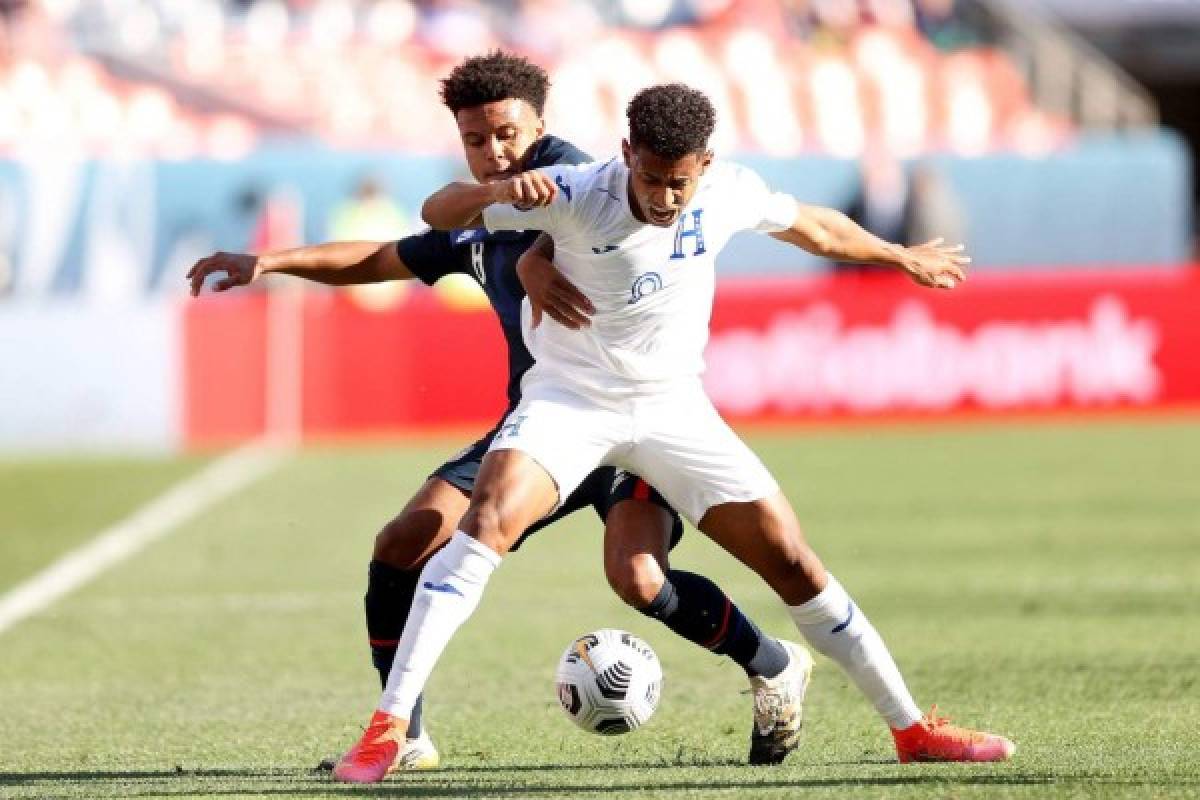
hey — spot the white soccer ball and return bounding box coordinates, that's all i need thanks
[555,628,663,735]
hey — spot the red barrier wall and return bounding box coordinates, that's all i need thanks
[299,292,508,433]
[183,293,268,444]
[182,269,1200,445]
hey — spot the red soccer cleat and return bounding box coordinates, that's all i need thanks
[892,706,1015,764]
[332,710,408,783]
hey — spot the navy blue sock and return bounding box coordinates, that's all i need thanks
[639,569,790,679]
[365,559,425,737]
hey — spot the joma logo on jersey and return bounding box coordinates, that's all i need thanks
[671,209,706,259]
[555,175,572,202]
[628,272,663,305]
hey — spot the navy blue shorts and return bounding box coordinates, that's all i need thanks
[433,423,685,552]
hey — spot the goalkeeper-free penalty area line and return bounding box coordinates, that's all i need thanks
[0,442,290,636]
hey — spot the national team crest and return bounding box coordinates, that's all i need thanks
[671,209,706,259]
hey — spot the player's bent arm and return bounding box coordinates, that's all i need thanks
[422,171,559,231]
[769,203,969,289]
[421,182,495,230]
[188,241,413,296]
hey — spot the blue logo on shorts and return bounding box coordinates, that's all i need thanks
[498,414,528,438]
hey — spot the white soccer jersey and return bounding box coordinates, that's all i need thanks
[482,157,797,390]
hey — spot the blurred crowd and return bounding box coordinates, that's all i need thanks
[0,0,1068,159]
[3,0,984,53]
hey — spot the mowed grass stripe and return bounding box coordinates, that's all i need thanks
[0,420,1198,799]
[0,444,289,636]
[0,453,212,591]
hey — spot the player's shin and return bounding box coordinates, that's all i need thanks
[364,560,427,738]
[639,569,789,679]
[365,560,420,686]
[787,574,922,730]
[378,532,502,719]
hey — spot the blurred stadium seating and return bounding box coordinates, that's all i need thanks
[0,0,1071,157]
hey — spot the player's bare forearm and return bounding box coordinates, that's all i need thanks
[423,172,558,231]
[188,241,411,296]
[529,233,554,260]
[262,241,412,285]
[770,204,969,289]
[421,182,496,230]
[770,205,901,264]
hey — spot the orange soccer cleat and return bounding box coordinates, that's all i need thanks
[332,710,408,783]
[891,706,1015,764]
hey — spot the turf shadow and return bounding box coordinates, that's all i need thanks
[0,770,1134,799]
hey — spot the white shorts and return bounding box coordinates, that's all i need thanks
[489,369,780,525]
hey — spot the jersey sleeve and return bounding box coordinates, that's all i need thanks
[727,163,798,234]
[481,165,577,236]
[395,228,460,286]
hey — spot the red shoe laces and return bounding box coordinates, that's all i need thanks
[920,705,987,744]
[922,704,951,729]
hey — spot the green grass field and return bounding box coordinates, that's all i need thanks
[1,419,1198,799]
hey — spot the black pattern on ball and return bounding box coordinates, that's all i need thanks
[595,717,633,735]
[595,662,633,700]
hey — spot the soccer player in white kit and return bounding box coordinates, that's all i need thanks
[333,84,1014,783]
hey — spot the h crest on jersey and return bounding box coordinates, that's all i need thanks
[671,209,706,259]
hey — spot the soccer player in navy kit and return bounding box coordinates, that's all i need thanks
[189,52,812,770]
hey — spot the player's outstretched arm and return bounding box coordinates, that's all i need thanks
[422,171,558,231]
[770,204,969,289]
[187,241,413,296]
[515,234,594,330]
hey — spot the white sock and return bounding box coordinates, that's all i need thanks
[788,574,923,730]
[378,531,501,718]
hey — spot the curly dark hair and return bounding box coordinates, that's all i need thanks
[626,84,716,160]
[440,50,550,115]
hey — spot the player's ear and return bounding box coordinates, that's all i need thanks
[700,150,714,171]
[535,116,546,139]
[621,139,632,167]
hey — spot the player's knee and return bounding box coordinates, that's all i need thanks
[606,553,665,609]
[460,498,504,542]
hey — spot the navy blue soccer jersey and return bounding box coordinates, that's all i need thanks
[397,135,591,408]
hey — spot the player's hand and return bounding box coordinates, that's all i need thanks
[900,238,970,290]
[516,250,593,330]
[494,171,557,210]
[187,252,261,296]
